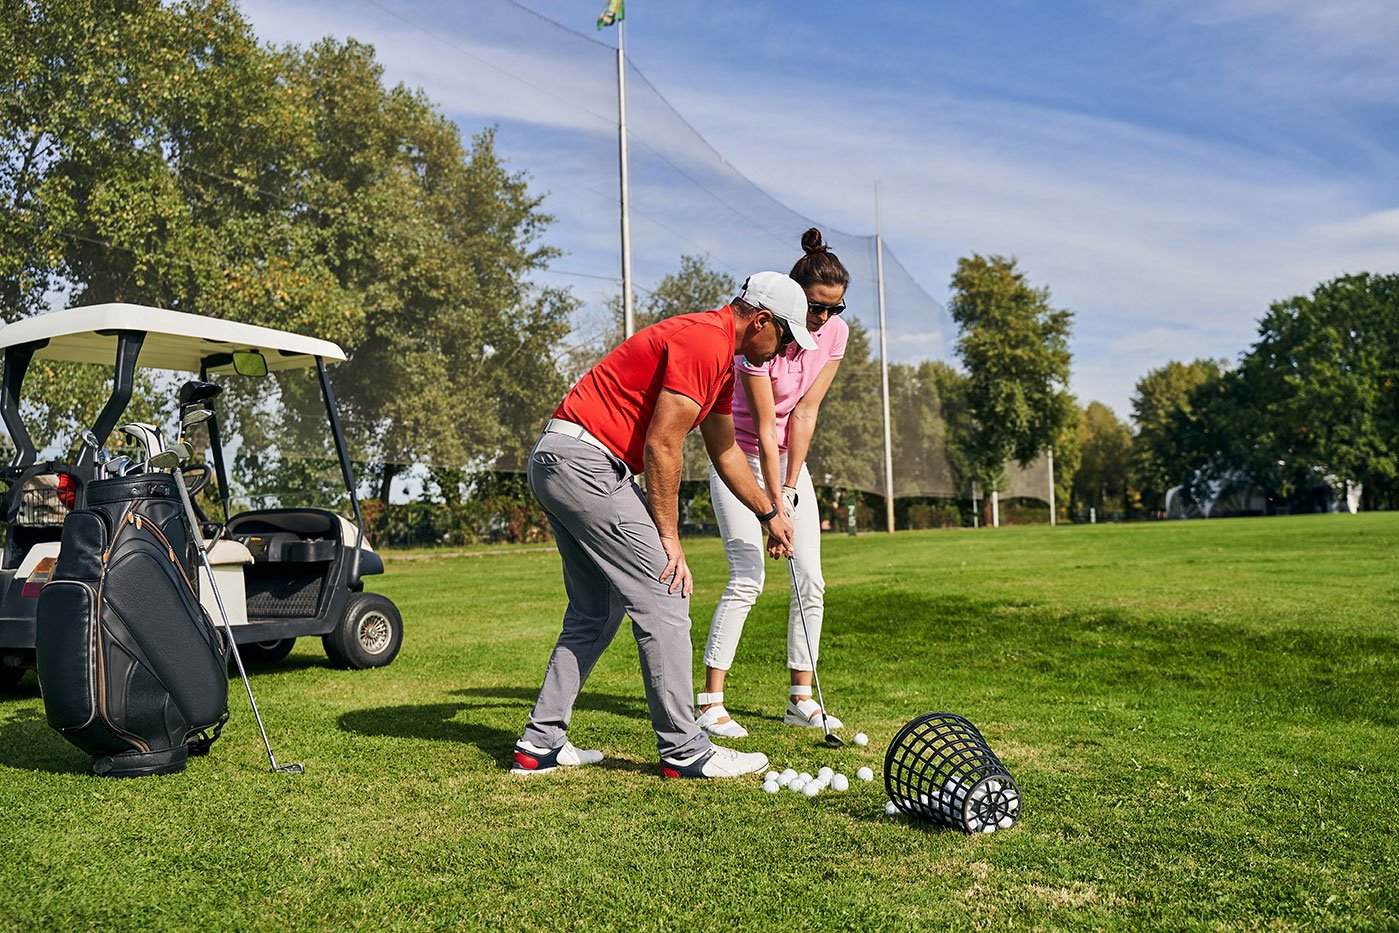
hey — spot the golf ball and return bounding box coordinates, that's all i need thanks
[764,771,779,784]
[856,767,874,782]
[778,772,794,787]
[762,781,780,794]
[780,768,797,780]
[798,772,813,784]
[817,766,834,779]
[831,774,850,792]
[853,732,869,746]
[998,815,1014,829]
[884,801,899,815]
[790,778,807,792]
[803,782,821,797]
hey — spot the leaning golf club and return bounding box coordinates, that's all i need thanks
[788,555,843,748]
[163,437,302,774]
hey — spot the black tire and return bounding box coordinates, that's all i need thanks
[323,592,402,670]
[239,638,296,664]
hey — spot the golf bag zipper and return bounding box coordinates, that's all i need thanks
[92,501,150,752]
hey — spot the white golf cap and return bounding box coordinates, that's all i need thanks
[738,271,818,351]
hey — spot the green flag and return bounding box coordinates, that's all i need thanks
[597,0,624,29]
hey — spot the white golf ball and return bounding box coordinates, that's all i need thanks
[884,801,899,815]
[831,773,850,792]
[778,772,794,787]
[798,772,813,784]
[764,771,779,784]
[817,766,834,779]
[780,768,797,780]
[856,767,874,782]
[803,782,821,797]
[853,732,869,746]
[790,778,806,792]
[762,781,780,794]
[997,815,1014,829]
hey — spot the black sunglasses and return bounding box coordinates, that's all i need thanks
[808,300,845,315]
[776,317,797,349]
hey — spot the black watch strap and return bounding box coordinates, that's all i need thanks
[756,504,779,523]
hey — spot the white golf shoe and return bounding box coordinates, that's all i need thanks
[784,686,843,730]
[660,744,769,779]
[510,739,603,775]
[695,691,749,738]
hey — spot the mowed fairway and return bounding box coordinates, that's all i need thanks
[1,514,1396,929]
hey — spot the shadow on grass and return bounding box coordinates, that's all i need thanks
[338,687,656,771]
[0,708,92,774]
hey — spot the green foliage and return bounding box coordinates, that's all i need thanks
[1072,401,1133,520]
[948,254,1076,491]
[805,318,882,492]
[1131,358,1225,511]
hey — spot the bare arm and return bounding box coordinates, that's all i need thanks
[645,389,701,594]
[784,359,842,487]
[701,409,794,554]
[740,371,784,517]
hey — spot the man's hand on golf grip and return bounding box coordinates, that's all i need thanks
[657,534,692,596]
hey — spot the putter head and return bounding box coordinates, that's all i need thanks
[178,379,224,407]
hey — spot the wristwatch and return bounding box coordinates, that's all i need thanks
[755,504,779,523]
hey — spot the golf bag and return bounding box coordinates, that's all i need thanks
[35,472,229,777]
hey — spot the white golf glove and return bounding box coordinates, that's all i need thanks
[782,484,799,516]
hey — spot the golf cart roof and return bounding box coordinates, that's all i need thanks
[0,303,346,373]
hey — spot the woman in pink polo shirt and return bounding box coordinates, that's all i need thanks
[698,228,850,737]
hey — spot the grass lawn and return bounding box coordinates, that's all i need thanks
[1,513,1396,929]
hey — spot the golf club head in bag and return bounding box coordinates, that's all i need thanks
[884,712,1022,833]
[118,423,163,465]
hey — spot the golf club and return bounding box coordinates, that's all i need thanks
[788,555,843,748]
[165,385,301,774]
[80,429,108,468]
[118,422,162,464]
[103,455,133,479]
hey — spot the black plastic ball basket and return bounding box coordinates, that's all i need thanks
[884,712,1022,834]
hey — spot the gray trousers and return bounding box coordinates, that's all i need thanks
[521,431,712,760]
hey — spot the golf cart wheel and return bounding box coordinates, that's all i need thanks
[323,592,402,670]
[240,638,296,664]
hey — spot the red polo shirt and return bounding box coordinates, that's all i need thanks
[554,306,737,473]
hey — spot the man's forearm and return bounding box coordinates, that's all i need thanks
[644,439,684,538]
[713,442,774,517]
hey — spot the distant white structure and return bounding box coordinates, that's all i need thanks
[1166,469,1361,518]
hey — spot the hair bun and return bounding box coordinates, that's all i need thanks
[801,227,828,254]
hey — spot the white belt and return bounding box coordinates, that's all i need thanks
[544,418,613,457]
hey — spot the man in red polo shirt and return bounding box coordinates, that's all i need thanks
[512,272,816,779]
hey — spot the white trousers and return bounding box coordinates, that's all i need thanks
[704,453,824,672]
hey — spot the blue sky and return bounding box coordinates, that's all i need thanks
[240,0,1399,420]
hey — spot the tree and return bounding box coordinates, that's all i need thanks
[1072,402,1132,520]
[1231,273,1399,509]
[1130,359,1225,512]
[947,254,1076,499]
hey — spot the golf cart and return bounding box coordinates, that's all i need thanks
[0,304,403,688]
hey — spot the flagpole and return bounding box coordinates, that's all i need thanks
[875,181,895,533]
[616,17,635,338]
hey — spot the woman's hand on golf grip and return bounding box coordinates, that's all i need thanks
[763,510,794,558]
[657,534,693,596]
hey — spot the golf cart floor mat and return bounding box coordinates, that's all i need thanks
[244,567,324,617]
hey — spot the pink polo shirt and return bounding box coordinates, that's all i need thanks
[732,315,848,455]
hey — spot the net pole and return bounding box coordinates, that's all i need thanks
[617,20,635,337]
[1047,445,1056,525]
[875,182,895,533]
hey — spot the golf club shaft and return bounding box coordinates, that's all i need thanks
[168,463,301,773]
[787,556,838,742]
